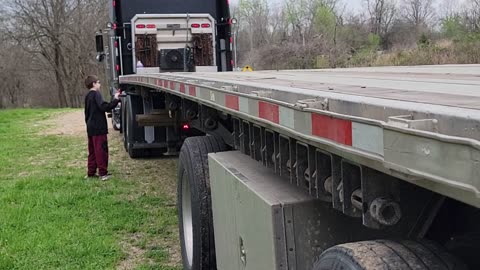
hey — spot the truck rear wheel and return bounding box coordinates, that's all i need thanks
[177,136,228,270]
[313,240,467,270]
[122,97,128,151]
[125,95,144,158]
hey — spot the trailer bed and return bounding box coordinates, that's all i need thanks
[193,65,480,109]
[120,65,480,208]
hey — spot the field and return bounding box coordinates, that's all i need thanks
[0,109,181,270]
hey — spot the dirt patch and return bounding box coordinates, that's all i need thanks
[41,110,94,136]
[117,233,148,270]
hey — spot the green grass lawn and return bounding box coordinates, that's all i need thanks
[0,109,181,270]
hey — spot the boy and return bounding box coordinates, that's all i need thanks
[84,75,120,181]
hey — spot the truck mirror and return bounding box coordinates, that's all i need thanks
[95,33,104,54]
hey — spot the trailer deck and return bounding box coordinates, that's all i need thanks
[120,65,480,208]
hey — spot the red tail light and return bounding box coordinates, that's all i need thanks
[182,124,190,130]
[191,23,200,28]
[146,24,156,29]
[201,23,211,28]
[136,24,146,29]
[116,65,120,71]
[113,23,117,30]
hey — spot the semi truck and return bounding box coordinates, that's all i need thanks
[95,1,480,270]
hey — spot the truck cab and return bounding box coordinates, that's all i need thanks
[95,0,233,133]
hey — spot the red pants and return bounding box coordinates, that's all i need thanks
[87,135,109,176]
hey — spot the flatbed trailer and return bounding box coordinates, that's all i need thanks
[119,65,480,270]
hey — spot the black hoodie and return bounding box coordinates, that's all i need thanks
[84,90,120,136]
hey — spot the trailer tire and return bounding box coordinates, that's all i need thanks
[122,97,128,152]
[313,240,467,270]
[125,95,145,158]
[177,136,228,270]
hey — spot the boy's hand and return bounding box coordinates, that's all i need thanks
[114,92,120,100]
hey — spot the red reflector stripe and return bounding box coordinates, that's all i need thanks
[163,80,168,87]
[170,81,176,90]
[188,86,197,97]
[311,114,352,146]
[225,95,239,110]
[259,102,279,124]
[180,84,186,93]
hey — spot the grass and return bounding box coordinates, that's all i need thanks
[0,109,181,270]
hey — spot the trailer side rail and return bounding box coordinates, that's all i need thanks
[120,72,480,208]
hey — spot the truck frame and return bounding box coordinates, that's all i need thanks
[119,65,480,269]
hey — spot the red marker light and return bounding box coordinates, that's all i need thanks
[182,124,190,130]
[191,23,200,28]
[136,24,146,29]
[146,24,156,29]
[201,23,211,28]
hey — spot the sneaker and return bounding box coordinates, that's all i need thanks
[100,174,112,181]
[84,174,99,179]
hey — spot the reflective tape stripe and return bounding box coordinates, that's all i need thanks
[312,114,352,146]
[180,83,186,94]
[239,97,249,114]
[259,101,279,124]
[188,85,197,97]
[352,122,384,156]
[279,107,294,129]
[226,95,239,110]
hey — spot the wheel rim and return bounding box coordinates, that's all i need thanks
[181,172,194,268]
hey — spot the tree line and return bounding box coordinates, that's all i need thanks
[232,0,480,70]
[0,0,479,108]
[0,0,107,108]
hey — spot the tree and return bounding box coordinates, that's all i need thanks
[401,0,435,34]
[464,0,480,31]
[237,0,270,51]
[365,0,398,46]
[2,0,107,108]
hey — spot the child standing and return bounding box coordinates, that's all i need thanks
[84,75,120,181]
